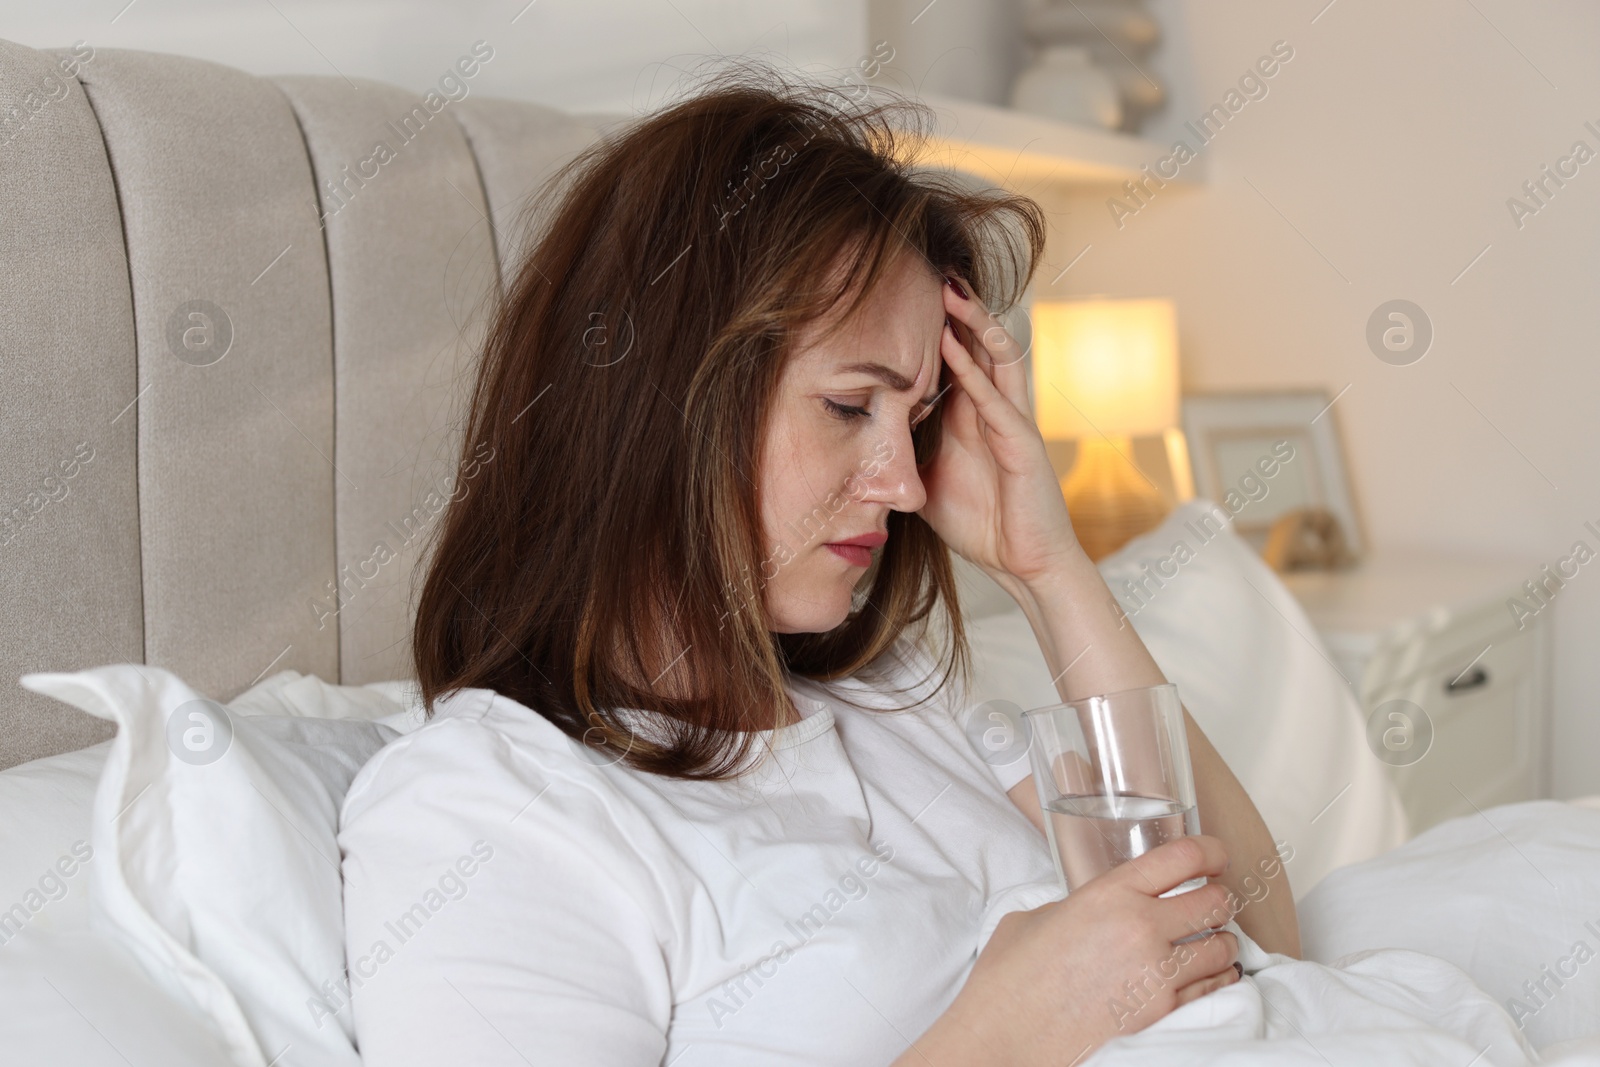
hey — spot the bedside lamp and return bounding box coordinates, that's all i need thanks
[1031,297,1184,561]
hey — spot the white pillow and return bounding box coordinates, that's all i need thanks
[230,670,427,735]
[948,499,1408,898]
[0,927,238,1065]
[18,664,400,1067]
[0,739,106,942]
[0,670,421,949]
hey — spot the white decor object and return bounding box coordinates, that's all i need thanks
[1014,0,1167,132]
[1023,1,1158,47]
[1008,43,1122,130]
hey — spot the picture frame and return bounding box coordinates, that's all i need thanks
[1180,389,1364,558]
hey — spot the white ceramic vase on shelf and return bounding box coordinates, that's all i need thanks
[1008,44,1123,130]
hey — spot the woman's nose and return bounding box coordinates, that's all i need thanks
[852,429,927,513]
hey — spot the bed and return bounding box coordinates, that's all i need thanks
[2,36,1598,1066]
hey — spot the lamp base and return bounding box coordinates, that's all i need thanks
[1060,436,1170,562]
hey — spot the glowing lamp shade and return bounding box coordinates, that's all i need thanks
[1032,298,1179,440]
[1031,298,1182,560]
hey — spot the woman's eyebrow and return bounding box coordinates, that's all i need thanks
[837,361,940,405]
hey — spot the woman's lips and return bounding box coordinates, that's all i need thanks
[826,543,873,567]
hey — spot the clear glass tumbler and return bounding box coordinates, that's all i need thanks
[1024,683,1205,898]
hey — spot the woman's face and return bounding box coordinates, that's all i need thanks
[758,250,947,634]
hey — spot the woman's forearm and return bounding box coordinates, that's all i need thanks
[990,550,1301,958]
[1182,705,1301,957]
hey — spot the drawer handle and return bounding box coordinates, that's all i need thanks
[1444,666,1489,694]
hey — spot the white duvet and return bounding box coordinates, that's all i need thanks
[1089,937,1568,1066]
[1087,799,1600,1066]
[11,872,1594,1067]
[3,651,1597,1064]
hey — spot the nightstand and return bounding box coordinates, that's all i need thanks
[1281,551,1552,837]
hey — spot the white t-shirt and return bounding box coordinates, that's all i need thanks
[336,636,1062,1066]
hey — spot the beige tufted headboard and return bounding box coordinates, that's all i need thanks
[0,38,600,769]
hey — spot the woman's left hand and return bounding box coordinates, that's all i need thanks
[917,276,1083,589]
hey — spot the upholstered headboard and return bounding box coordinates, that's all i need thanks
[0,38,599,769]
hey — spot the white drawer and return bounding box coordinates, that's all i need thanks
[1366,623,1538,833]
[1357,596,1521,701]
[1286,550,1552,842]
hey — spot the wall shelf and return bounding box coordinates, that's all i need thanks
[909,93,1191,190]
[581,91,1191,191]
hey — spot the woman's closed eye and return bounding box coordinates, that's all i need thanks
[822,392,945,426]
[823,397,871,421]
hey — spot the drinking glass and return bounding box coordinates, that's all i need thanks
[1023,683,1204,898]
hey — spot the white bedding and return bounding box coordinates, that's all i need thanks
[8,846,1597,1067]
[1076,798,1600,1065]
[1,666,416,1067]
[1298,799,1600,1054]
[1085,936,1600,1066]
[13,802,1594,1067]
[0,927,236,1065]
[0,535,1594,1064]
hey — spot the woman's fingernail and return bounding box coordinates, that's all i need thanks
[947,277,968,300]
[1232,963,1244,979]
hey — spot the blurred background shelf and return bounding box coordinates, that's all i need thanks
[912,92,1192,189]
[591,91,1185,191]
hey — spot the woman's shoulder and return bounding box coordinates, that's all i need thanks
[347,688,531,791]
[337,687,685,933]
[338,686,647,849]
[335,689,682,1053]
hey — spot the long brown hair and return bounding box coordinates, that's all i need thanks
[413,67,1045,780]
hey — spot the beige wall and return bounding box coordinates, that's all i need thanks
[1030,0,1600,797]
[10,0,1597,794]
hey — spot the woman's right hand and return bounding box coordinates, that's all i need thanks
[898,835,1242,1067]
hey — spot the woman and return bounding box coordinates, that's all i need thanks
[337,70,1299,1066]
